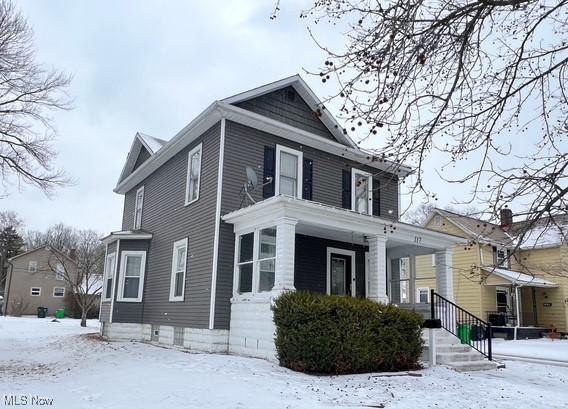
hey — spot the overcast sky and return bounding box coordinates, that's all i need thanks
[5,0,461,234]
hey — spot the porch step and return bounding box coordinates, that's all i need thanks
[436,351,485,363]
[445,360,501,372]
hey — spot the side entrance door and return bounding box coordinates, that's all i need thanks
[327,248,356,297]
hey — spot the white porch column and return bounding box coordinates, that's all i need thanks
[367,235,388,304]
[272,217,298,293]
[435,248,454,302]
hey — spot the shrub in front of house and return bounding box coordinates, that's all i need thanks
[272,292,424,374]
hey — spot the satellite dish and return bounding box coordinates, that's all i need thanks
[246,167,258,189]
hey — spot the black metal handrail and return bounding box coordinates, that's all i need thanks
[430,289,492,361]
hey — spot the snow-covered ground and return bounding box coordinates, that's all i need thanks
[2,317,568,408]
[493,338,568,362]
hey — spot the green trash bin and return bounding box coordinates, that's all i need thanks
[457,323,471,345]
[37,307,48,318]
[55,309,65,319]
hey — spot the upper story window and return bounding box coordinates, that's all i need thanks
[169,238,188,302]
[117,251,146,302]
[28,261,38,273]
[235,226,277,295]
[134,186,144,230]
[185,143,202,205]
[493,246,509,268]
[275,145,303,198]
[53,287,65,298]
[351,168,373,215]
[55,263,65,280]
[103,252,116,301]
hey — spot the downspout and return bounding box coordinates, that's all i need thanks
[514,285,522,340]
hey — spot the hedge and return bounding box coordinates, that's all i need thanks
[272,292,424,374]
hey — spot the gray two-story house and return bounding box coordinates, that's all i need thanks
[100,75,461,360]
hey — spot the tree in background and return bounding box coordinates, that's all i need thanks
[277,0,567,248]
[27,224,104,326]
[403,203,481,225]
[0,0,71,195]
[0,210,24,296]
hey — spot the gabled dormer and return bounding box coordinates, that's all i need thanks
[117,132,168,186]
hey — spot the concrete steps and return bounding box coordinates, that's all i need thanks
[423,329,501,371]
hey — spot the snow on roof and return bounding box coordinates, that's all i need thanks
[137,132,168,154]
[482,267,558,288]
[518,224,567,250]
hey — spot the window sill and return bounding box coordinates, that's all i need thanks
[102,299,112,303]
[168,297,184,303]
[116,298,142,303]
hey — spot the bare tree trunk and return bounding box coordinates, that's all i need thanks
[80,309,87,327]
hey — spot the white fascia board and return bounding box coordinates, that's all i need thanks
[114,103,223,194]
[101,232,153,245]
[222,196,464,249]
[219,102,412,177]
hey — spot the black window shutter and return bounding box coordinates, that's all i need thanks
[372,178,380,217]
[341,169,351,209]
[263,146,276,198]
[302,158,313,200]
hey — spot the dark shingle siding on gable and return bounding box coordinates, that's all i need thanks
[213,120,399,329]
[119,123,221,329]
[235,86,336,141]
[133,146,151,172]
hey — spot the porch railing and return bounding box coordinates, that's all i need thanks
[430,290,492,361]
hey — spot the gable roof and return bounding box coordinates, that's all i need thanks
[222,75,357,148]
[424,208,514,245]
[117,132,168,185]
[511,215,568,250]
[114,75,413,194]
[8,245,77,265]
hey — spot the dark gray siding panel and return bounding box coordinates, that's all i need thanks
[121,123,221,329]
[294,234,367,297]
[112,240,150,324]
[235,86,336,141]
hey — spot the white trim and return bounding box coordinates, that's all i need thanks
[275,144,303,198]
[101,231,152,245]
[185,143,203,206]
[102,252,116,301]
[169,238,188,302]
[99,243,108,320]
[209,118,225,329]
[365,251,370,297]
[109,239,120,323]
[30,287,41,296]
[52,286,65,298]
[351,168,373,215]
[134,186,144,229]
[416,287,430,304]
[326,247,357,297]
[117,250,147,303]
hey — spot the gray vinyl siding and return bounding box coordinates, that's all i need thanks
[214,120,399,329]
[119,122,221,329]
[295,234,368,297]
[112,240,149,323]
[99,242,117,323]
[235,86,336,142]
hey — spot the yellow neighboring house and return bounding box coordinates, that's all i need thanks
[417,208,568,337]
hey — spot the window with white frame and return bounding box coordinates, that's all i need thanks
[185,143,202,205]
[53,287,65,297]
[28,261,38,273]
[30,287,41,296]
[275,145,303,198]
[169,238,188,302]
[494,246,509,268]
[103,252,116,301]
[117,251,146,302]
[134,186,144,229]
[55,263,65,280]
[417,288,430,304]
[235,227,277,294]
[351,169,373,215]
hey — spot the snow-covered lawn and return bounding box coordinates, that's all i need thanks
[2,317,568,409]
[493,338,568,362]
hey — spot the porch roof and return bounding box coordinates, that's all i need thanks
[101,230,153,245]
[222,196,465,250]
[482,267,558,288]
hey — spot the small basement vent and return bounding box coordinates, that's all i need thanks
[173,327,184,347]
[151,325,159,342]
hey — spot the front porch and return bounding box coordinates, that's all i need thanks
[222,196,464,360]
